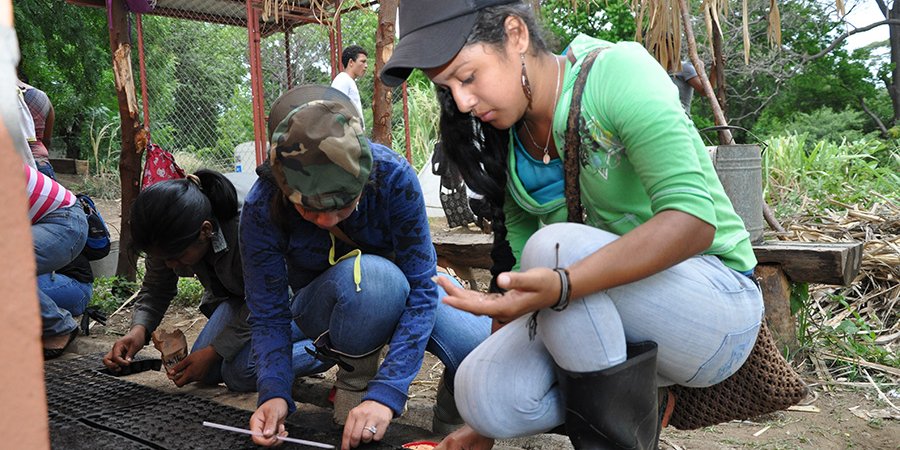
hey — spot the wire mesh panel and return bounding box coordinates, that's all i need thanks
[136,9,251,173]
[132,1,427,174]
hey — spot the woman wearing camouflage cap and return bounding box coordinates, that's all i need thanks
[241,85,490,449]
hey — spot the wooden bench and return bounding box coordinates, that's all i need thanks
[48,158,89,175]
[432,229,863,352]
[753,241,863,351]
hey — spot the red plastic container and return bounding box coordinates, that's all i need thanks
[401,441,439,450]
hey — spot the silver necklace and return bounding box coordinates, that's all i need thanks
[522,55,562,165]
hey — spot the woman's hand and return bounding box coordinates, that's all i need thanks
[436,425,495,450]
[434,267,561,323]
[167,345,221,387]
[341,400,392,450]
[249,398,289,447]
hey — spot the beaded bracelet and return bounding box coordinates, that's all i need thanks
[551,267,572,311]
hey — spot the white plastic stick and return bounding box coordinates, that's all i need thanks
[202,421,333,449]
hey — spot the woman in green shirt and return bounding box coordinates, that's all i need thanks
[381,1,764,449]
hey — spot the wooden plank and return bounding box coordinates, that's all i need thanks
[756,264,799,353]
[48,158,89,175]
[432,229,493,270]
[433,232,863,286]
[752,241,862,286]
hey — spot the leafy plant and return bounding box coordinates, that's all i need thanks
[790,282,812,347]
[811,297,898,380]
[89,276,138,315]
[173,277,205,307]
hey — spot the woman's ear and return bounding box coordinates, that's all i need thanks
[504,15,531,55]
[200,220,214,239]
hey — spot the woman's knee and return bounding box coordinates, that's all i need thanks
[350,255,410,301]
[521,223,617,270]
[221,354,258,392]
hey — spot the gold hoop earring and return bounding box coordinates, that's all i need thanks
[520,53,533,109]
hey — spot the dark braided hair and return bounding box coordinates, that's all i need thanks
[131,169,238,256]
[436,3,549,291]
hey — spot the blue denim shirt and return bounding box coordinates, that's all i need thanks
[240,143,439,415]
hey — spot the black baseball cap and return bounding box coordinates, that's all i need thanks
[380,0,519,87]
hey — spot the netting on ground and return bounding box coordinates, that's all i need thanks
[132,3,415,176]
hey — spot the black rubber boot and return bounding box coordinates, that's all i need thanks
[555,341,660,450]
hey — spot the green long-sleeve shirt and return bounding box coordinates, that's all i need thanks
[504,35,756,273]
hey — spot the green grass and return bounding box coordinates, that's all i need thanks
[763,134,900,215]
[392,82,441,173]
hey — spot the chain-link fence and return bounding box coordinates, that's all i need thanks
[133,3,429,176]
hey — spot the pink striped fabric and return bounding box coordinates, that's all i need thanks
[24,164,76,224]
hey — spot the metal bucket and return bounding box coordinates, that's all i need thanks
[89,240,120,278]
[710,144,764,244]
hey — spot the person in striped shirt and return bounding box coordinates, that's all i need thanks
[25,163,88,359]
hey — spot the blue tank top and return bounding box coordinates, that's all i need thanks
[513,131,565,205]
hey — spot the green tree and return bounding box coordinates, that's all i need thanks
[14,0,118,161]
[540,0,637,52]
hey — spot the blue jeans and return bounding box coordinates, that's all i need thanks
[192,300,327,392]
[290,255,489,389]
[36,160,56,180]
[33,204,88,337]
[37,272,92,317]
[454,223,764,438]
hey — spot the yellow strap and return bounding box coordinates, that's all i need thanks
[329,232,362,292]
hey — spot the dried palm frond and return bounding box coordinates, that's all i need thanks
[261,0,332,24]
[767,0,782,49]
[742,0,750,64]
[701,0,726,67]
[632,0,681,72]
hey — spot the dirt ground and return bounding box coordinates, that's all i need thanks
[71,303,900,450]
[62,176,899,449]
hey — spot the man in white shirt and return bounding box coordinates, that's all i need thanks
[330,45,368,127]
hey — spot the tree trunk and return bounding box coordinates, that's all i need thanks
[890,1,900,125]
[371,0,398,146]
[108,0,143,281]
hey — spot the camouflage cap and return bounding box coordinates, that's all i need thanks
[268,85,372,212]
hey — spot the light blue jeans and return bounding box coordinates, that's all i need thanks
[193,300,327,392]
[33,204,88,337]
[37,272,93,317]
[290,255,490,391]
[454,223,764,438]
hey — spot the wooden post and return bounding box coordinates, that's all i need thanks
[108,0,144,281]
[246,0,266,166]
[371,0,398,146]
[755,264,799,354]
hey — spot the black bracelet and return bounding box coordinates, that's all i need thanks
[551,268,572,311]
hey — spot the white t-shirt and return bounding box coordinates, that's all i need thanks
[330,71,364,127]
